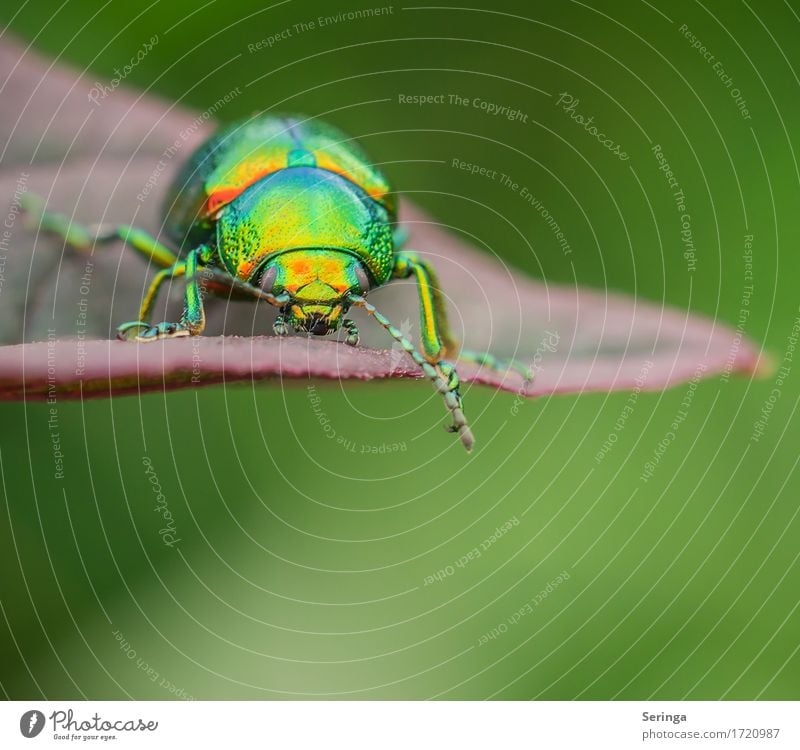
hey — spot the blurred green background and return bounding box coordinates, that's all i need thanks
[1,0,798,699]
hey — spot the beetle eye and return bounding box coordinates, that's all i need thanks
[259,265,278,292]
[354,264,371,293]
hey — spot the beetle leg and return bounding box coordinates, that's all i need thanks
[118,245,213,342]
[118,321,190,341]
[22,193,178,268]
[392,250,459,363]
[116,261,188,340]
[459,350,534,384]
[342,318,359,346]
[139,262,187,321]
[391,250,469,435]
[116,321,152,338]
[21,195,214,342]
[273,314,290,337]
[180,244,213,334]
[347,294,473,452]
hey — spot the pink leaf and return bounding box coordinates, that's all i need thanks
[0,36,765,404]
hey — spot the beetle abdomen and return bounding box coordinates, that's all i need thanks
[164,114,394,246]
[216,166,394,284]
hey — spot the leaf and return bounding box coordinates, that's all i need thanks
[0,35,765,404]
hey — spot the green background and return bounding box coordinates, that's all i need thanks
[1,0,798,699]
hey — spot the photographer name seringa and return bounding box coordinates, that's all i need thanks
[643,712,687,725]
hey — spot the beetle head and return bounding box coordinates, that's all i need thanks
[257,249,371,336]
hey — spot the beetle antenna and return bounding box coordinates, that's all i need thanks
[347,294,473,452]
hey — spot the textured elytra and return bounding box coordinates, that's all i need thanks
[164,114,396,247]
[216,166,395,283]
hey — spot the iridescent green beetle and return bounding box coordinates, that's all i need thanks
[25,114,530,451]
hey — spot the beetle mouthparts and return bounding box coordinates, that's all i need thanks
[290,303,343,335]
[304,316,332,336]
[292,311,336,335]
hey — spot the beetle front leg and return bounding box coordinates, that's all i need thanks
[343,318,359,346]
[116,261,187,339]
[392,250,459,362]
[394,250,532,385]
[138,261,187,322]
[392,250,466,416]
[118,245,212,342]
[273,313,290,337]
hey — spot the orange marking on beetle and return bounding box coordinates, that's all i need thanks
[237,258,259,279]
[206,188,241,215]
[314,153,390,205]
[204,155,290,216]
[286,258,313,277]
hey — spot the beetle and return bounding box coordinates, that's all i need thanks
[24,114,530,451]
